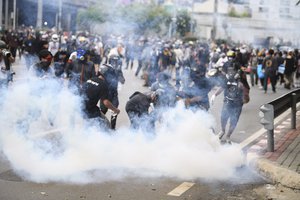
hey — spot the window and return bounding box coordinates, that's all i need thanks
[258,6,269,13]
[280,0,291,6]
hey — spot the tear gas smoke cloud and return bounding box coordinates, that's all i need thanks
[1,0,247,184]
[0,77,245,184]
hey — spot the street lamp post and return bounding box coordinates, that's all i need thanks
[13,0,16,30]
[169,17,176,39]
[58,0,62,32]
[5,0,8,29]
[37,0,43,28]
[212,0,218,41]
[0,0,2,30]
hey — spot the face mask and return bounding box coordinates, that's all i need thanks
[40,61,51,70]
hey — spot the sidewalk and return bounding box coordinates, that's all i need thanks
[245,111,300,190]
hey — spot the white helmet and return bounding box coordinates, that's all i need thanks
[51,34,59,42]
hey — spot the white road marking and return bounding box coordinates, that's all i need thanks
[167,182,195,197]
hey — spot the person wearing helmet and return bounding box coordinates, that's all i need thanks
[210,49,249,144]
[77,36,89,49]
[98,61,125,130]
[226,50,235,58]
[66,48,96,91]
[48,33,60,56]
[224,49,250,92]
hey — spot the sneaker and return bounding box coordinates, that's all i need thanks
[218,131,225,140]
[224,136,231,144]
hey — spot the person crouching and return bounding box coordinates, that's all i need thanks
[125,91,158,132]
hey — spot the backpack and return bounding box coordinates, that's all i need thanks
[226,78,240,101]
[224,73,244,104]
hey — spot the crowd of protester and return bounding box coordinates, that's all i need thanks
[1,26,300,143]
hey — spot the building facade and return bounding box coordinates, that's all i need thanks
[0,0,97,32]
[191,0,300,46]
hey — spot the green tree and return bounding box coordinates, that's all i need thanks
[77,2,172,36]
[77,7,106,32]
[176,10,192,37]
[118,3,171,35]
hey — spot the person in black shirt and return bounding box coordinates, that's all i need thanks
[262,49,278,93]
[125,91,157,131]
[210,51,246,144]
[82,75,120,129]
[29,50,54,78]
[99,57,125,130]
[182,59,213,111]
[150,72,177,108]
[66,49,96,91]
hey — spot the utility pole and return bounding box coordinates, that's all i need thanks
[0,0,2,30]
[212,0,218,41]
[13,0,16,30]
[36,0,43,28]
[5,0,8,29]
[58,0,62,32]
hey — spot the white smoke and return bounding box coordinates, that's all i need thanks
[0,77,246,184]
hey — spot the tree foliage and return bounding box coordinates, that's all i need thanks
[122,3,171,35]
[176,10,192,37]
[77,7,106,31]
[77,2,193,37]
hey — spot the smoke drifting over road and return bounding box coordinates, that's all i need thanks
[0,78,245,184]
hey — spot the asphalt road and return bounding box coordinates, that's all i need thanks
[0,58,294,200]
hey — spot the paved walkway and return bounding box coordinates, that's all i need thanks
[245,111,300,189]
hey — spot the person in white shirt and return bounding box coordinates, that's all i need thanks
[48,34,60,56]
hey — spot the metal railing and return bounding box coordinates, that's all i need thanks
[260,89,300,152]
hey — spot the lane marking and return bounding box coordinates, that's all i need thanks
[167,182,195,197]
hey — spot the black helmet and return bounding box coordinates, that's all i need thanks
[99,63,113,76]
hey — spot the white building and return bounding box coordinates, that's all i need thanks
[191,0,300,46]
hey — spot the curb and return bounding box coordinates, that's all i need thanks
[248,156,300,190]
